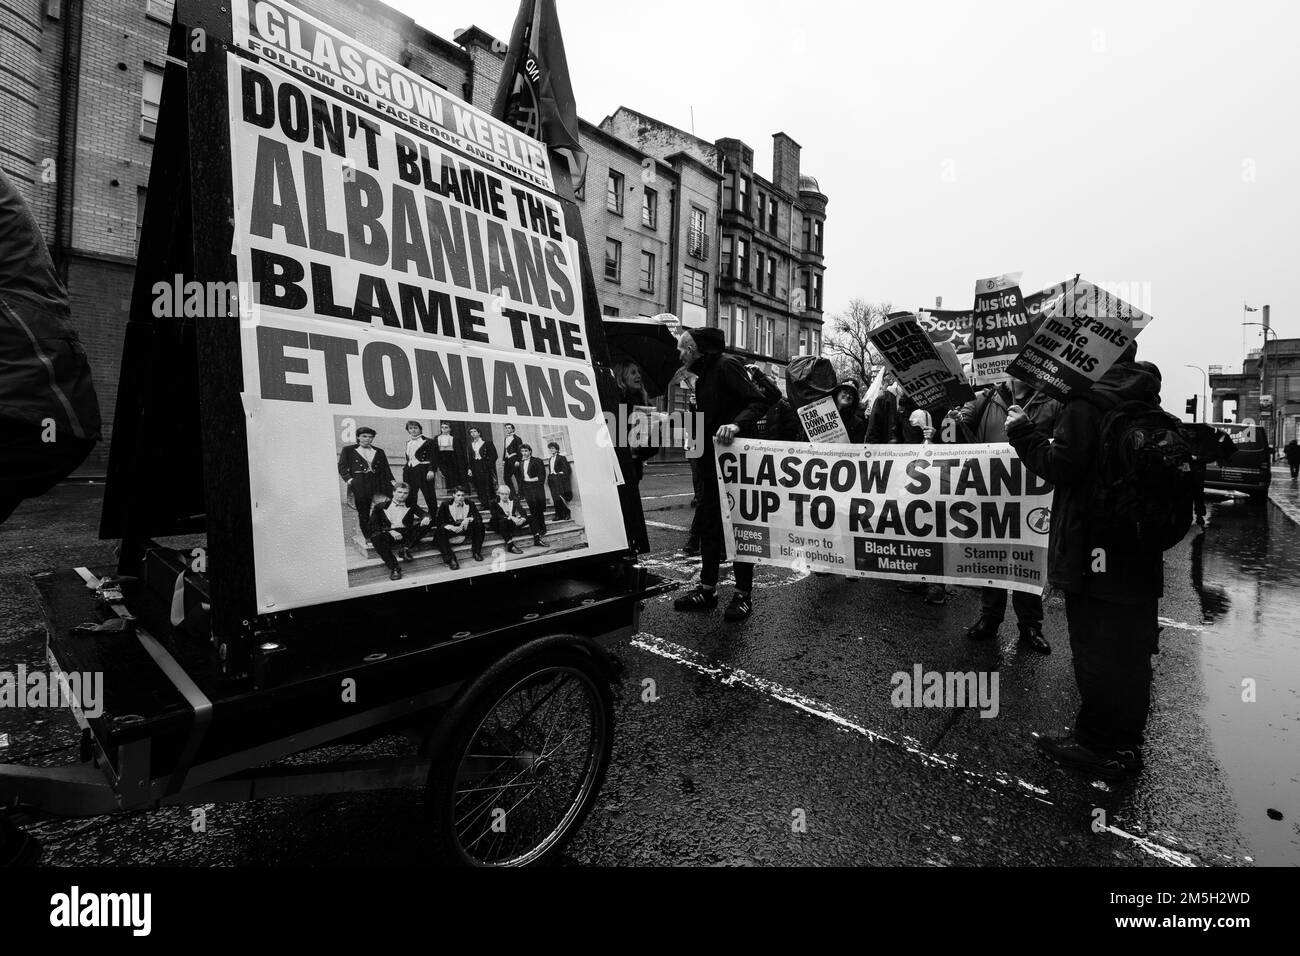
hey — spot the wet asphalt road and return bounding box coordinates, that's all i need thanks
[1,471,1296,867]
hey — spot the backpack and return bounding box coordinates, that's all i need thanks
[785,355,838,410]
[1092,401,1196,552]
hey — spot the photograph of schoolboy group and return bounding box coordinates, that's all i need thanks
[336,416,586,587]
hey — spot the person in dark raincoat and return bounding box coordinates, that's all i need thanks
[0,167,100,524]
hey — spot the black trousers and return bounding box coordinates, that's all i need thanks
[548,476,571,520]
[521,486,548,536]
[470,460,497,505]
[436,459,461,496]
[696,454,753,592]
[493,516,527,544]
[370,524,429,571]
[503,462,521,496]
[351,475,388,538]
[1064,591,1160,754]
[981,587,1043,626]
[402,464,435,512]
[437,521,485,562]
[1290,460,1300,479]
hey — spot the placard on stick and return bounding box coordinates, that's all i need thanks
[1007,278,1152,401]
[869,314,975,412]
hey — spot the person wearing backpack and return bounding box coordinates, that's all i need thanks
[0,167,101,524]
[957,380,1060,653]
[672,328,774,621]
[1005,344,1181,780]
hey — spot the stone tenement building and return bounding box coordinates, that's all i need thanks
[1210,338,1300,448]
[602,107,829,395]
[0,0,826,472]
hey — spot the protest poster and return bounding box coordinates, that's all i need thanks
[971,272,1031,385]
[226,41,627,613]
[716,440,1054,594]
[917,308,974,354]
[232,0,554,192]
[868,314,975,412]
[917,282,1073,358]
[1007,278,1152,401]
[797,396,850,444]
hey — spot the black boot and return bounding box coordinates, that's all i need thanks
[1018,622,1050,654]
[966,615,999,641]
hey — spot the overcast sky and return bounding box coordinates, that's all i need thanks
[393,0,1299,420]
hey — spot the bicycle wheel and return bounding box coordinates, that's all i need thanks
[428,646,614,866]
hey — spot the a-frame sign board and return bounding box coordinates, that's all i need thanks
[101,0,622,667]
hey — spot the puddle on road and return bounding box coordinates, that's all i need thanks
[1194,497,1300,865]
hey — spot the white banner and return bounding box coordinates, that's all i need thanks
[717,440,1054,594]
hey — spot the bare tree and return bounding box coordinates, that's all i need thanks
[825,299,892,387]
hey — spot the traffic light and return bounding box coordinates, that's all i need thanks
[1186,396,1198,419]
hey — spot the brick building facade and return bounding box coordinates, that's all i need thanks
[1,0,825,475]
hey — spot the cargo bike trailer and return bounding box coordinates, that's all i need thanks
[0,0,673,867]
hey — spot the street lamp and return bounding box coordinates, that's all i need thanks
[1243,320,1279,454]
[1185,365,1208,423]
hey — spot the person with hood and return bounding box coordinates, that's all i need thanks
[865,372,902,444]
[673,327,773,621]
[0,167,101,525]
[956,378,1061,654]
[1005,343,1164,780]
[831,382,868,443]
[1284,439,1300,480]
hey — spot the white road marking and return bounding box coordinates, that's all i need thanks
[1158,618,1204,633]
[641,493,695,501]
[629,631,1199,868]
[645,520,690,532]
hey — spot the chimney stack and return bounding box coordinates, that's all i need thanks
[772,133,801,196]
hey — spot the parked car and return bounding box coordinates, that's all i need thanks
[1203,423,1272,501]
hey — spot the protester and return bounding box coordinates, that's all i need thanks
[1285,439,1300,480]
[338,427,394,540]
[612,359,658,554]
[957,379,1061,654]
[0,167,101,525]
[895,391,947,605]
[749,363,800,441]
[1006,343,1165,780]
[831,382,868,443]
[865,373,902,444]
[673,328,773,621]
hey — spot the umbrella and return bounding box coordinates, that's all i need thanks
[602,314,684,398]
